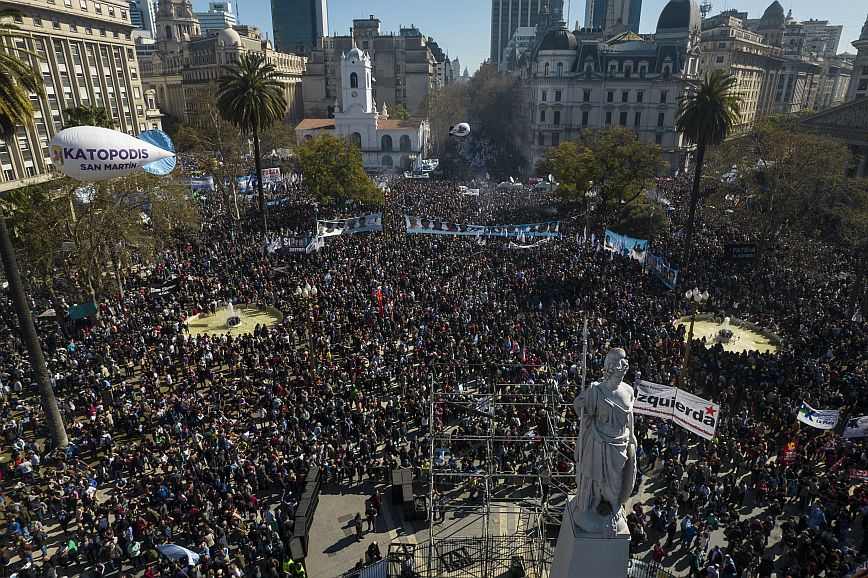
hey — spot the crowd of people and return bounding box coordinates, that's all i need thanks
[0,165,864,578]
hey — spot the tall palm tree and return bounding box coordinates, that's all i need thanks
[676,70,742,273]
[0,9,69,448]
[63,104,117,129]
[217,52,287,234]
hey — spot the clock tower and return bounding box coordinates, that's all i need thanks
[340,45,375,115]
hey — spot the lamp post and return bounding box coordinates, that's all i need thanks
[296,283,319,382]
[680,287,709,389]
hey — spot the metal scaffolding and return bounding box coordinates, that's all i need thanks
[412,362,579,578]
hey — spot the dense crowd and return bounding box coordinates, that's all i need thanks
[0,167,864,578]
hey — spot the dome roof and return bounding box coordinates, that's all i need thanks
[656,0,700,32]
[759,1,785,26]
[538,29,577,51]
[346,46,366,62]
[217,26,241,47]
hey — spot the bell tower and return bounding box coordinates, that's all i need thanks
[154,0,201,53]
[340,45,374,115]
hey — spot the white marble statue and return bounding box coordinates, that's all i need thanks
[573,347,637,535]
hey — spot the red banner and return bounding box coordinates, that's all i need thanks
[781,440,798,465]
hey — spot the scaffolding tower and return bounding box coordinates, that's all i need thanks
[410,362,580,578]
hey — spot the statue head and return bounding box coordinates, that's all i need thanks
[602,348,629,386]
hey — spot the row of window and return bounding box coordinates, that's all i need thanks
[540,89,670,105]
[539,110,669,128]
[17,0,128,19]
[537,130,665,148]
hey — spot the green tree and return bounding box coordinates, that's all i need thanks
[676,70,742,271]
[425,83,467,156]
[545,128,666,218]
[63,104,117,129]
[296,133,382,205]
[0,8,68,448]
[217,52,287,233]
[390,104,411,120]
[706,122,850,261]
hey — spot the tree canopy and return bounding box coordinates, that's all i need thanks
[295,133,382,205]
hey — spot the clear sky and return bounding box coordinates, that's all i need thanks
[196,0,866,73]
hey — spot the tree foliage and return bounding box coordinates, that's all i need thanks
[425,84,467,156]
[705,122,850,258]
[544,127,666,215]
[0,8,42,140]
[296,133,382,205]
[63,104,116,129]
[217,52,287,233]
[390,104,411,120]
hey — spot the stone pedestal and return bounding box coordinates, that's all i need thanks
[549,499,630,578]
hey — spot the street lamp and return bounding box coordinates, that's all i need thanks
[680,287,709,389]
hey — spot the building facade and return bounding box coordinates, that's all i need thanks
[584,0,642,33]
[141,0,305,123]
[302,17,439,118]
[296,46,429,172]
[848,14,868,102]
[514,0,701,170]
[129,0,156,36]
[270,0,327,56]
[194,1,236,36]
[0,0,160,192]
[491,0,544,67]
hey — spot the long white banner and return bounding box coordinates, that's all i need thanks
[797,402,839,430]
[634,380,721,440]
[316,213,383,237]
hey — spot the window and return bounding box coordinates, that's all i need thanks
[94,2,101,13]
[121,9,126,19]
[660,91,668,104]
[655,133,663,145]
[70,23,76,31]
[556,62,563,76]
[399,135,411,151]
[857,79,868,91]
[85,25,92,34]
[33,15,42,26]
[634,112,641,127]
[108,6,114,16]
[99,27,106,36]
[624,66,631,78]
[716,56,725,63]
[350,72,358,88]
[605,111,612,125]
[537,132,544,146]
[539,109,546,123]
[619,111,627,126]
[583,89,591,102]
[52,19,60,29]
[581,111,589,126]
[80,0,87,9]
[663,66,671,80]
[606,90,613,103]
[552,133,559,146]
[351,132,362,148]
[544,62,549,76]
[381,135,393,151]
[639,65,646,78]
[657,112,665,127]
[555,90,561,102]
[636,91,644,103]
[13,13,22,22]
[621,91,628,103]
[553,110,560,126]
[541,90,547,102]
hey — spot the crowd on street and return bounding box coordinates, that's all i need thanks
[0,167,864,578]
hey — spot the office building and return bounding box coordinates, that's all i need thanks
[0,0,161,192]
[584,0,641,32]
[141,1,306,122]
[490,0,544,67]
[848,14,868,101]
[129,0,156,36]
[296,45,429,172]
[500,26,538,71]
[271,0,327,56]
[302,16,440,118]
[194,1,236,36]
[514,0,701,170]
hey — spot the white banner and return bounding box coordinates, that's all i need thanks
[843,415,868,439]
[797,402,839,430]
[633,380,720,440]
[316,213,383,237]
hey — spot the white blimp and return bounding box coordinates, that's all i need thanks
[49,126,177,182]
[448,123,471,138]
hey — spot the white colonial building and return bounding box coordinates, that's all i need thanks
[295,45,429,172]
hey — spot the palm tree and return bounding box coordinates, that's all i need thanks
[0,9,69,448]
[217,52,287,234]
[63,104,117,129]
[676,70,742,273]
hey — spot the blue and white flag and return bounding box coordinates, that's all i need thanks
[843,415,868,439]
[797,402,839,430]
[236,175,256,193]
[190,176,214,191]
